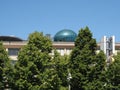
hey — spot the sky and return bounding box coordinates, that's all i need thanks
[0,0,120,42]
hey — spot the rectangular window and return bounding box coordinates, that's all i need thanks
[66,48,72,55]
[57,48,64,55]
[61,49,64,56]
[8,48,20,56]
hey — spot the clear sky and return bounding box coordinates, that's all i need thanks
[0,0,120,42]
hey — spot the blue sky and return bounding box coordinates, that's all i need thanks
[0,0,120,42]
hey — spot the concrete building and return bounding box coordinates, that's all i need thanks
[0,29,120,64]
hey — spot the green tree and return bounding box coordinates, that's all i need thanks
[13,44,44,89]
[28,31,52,53]
[85,51,106,90]
[13,31,61,90]
[0,42,12,89]
[105,53,120,90]
[52,50,69,90]
[69,27,106,90]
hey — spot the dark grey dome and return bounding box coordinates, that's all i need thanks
[54,29,77,42]
[0,36,23,41]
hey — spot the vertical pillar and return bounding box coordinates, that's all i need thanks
[100,36,115,66]
[100,36,115,56]
[64,48,66,55]
[100,36,107,54]
[111,36,115,54]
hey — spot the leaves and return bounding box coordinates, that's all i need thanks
[0,42,11,89]
[28,31,52,53]
[69,27,106,89]
[2,28,120,89]
[105,53,120,89]
[12,31,62,90]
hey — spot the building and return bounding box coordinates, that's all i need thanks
[0,29,120,64]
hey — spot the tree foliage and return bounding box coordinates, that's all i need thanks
[0,42,11,89]
[52,50,69,89]
[3,28,120,89]
[85,50,106,90]
[28,31,52,53]
[13,31,61,90]
[104,53,120,89]
[13,44,43,89]
[69,27,106,90]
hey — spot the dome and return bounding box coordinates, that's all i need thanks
[0,36,23,41]
[54,29,77,42]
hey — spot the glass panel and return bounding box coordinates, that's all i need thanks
[66,48,72,55]
[61,49,64,56]
[8,48,20,56]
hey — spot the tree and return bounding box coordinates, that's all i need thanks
[52,50,69,90]
[69,27,106,90]
[37,50,61,90]
[0,42,11,89]
[13,31,61,90]
[105,53,120,90]
[13,44,44,89]
[28,31,52,53]
[85,51,106,90]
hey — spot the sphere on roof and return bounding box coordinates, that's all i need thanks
[54,29,77,42]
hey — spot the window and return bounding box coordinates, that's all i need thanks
[66,48,72,55]
[61,48,64,56]
[57,48,64,55]
[57,48,65,55]
[8,48,20,56]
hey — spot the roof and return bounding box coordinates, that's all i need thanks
[0,36,23,41]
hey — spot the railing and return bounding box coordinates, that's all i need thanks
[3,41,27,45]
